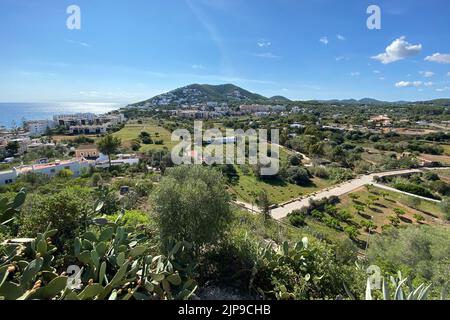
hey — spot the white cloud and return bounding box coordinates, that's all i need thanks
[65,39,91,47]
[337,34,346,41]
[447,72,450,77]
[335,56,349,62]
[436,87,450,92]
[350,72,360,77]
[319,36,329,45]
[379,77,385,81]
[191,64,205,70]
[372,36,422,64]
[253,52,281,59]
[373,70,381,74]
[395,81,423,88]
[257,41,271,48]
[419,71,434,77]
[395,81,432,88]
[425,53,450,64]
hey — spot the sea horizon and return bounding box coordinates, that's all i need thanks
[0,102,124,129]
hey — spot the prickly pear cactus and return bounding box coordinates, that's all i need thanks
[0,214,197,300]
[0,188,26,227]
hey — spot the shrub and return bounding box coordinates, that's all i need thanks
[288,210,306,227]
[56,169,74,179]
[18,186,93,250]
[284,166,311,186]
[288,154,302,166]
[392,181,440,200]
[344,226,360,240]
[439,197,450,221]
[152,165,232,255]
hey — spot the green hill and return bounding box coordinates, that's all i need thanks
[129,83,269,107]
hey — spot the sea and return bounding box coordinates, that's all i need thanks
[0,102,123,128]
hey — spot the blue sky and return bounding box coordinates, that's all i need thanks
[1,0,450,103]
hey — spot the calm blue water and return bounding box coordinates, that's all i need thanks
[0,102,122,128]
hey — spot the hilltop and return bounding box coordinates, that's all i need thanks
[128,84,273,108]
[127,83,449,108]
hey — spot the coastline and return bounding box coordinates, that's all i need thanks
[0,102,123,128]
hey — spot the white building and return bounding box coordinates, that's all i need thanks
[25,120,56,137]
[69,125,108,135]
[0,170,17,185]
[95,153,140,168]
[0,158,93,185]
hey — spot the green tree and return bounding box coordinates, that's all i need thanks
[152,165,232,255]
[97,135,121,169]
[256,190,272,221]
[6,141,19,155]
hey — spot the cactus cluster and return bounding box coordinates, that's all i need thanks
[0,188,26,230]
[0,214,197,300]
[253,237,316,300]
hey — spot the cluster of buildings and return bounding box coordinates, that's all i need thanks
[0,158,93,185]
[25,112,126,137]
[0,143,140,186]
[167,103,289,120]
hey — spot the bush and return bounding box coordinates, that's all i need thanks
[56,169,74,179]
[284,167,311,186]
[288,210,306,227]
[18,186,92,250]
[367,225,450,299]
[288,154,302,166]
[152,165,232,255]
[439,197,450,221]
[310,166,329,179]
[392,181,440,200]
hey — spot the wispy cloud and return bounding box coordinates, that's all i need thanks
[335,56,349,62]
[257,41,271,48]
[372,36,422,64]
[350,72,360,77]
[252,52,281,59]
[185,0,232,74]
[419,71,434,78]
[65,39,91,47]
[337,34,346,41]
[319,36,329,45]
[191,64,205,70]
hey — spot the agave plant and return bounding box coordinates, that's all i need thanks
[344,271,442,300]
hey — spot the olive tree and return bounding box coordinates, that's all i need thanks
[151,165,232,255]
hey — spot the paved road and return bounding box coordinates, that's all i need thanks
[234,200,261,213]
[270,168,424,220]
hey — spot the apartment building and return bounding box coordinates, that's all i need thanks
[0,158,93,185]
[25,120,56,137]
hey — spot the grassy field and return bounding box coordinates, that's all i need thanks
[229,165,334,205]
[113,119,177,152]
